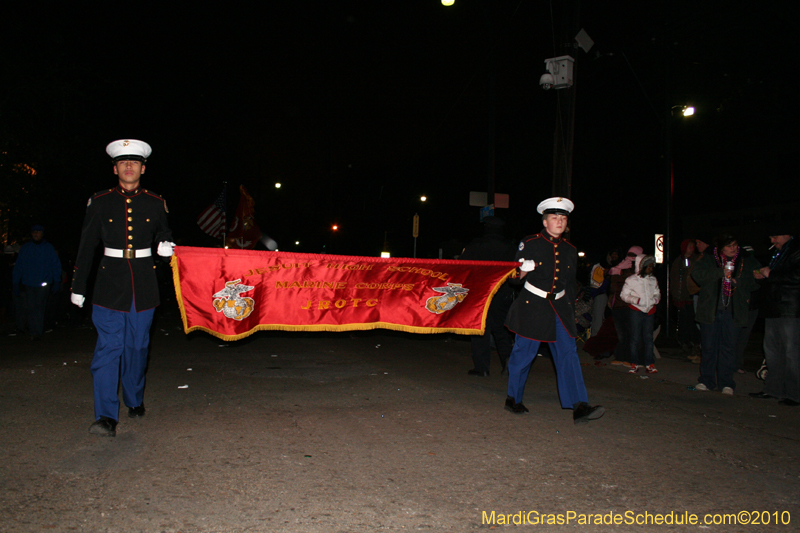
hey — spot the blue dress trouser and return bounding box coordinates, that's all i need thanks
[507,319,589,409]
[91,301,155,421]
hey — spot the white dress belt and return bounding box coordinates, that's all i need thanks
[524,281,565,300]
[104,247,152,259]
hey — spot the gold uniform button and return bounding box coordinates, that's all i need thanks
[128,226,133,231]
[127,208,132,213]
[126,199,131,204]
[556,260,560,264]
[556,268,560,272]
[128,217,132,222]
[555,252,559,256]
[554,276,559,280]
[127,244,133,249]
[146,218,150,222]
[128,235,133,240]
[109,219,113,222]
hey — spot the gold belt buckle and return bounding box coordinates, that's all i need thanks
[123,249,135,259]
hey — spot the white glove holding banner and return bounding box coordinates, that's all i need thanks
[71,293,85,308]
[157,241,176,257]
[519,259,536,272]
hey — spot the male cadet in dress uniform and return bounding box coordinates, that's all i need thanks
[504,197,605,424]
[71,139,175,437]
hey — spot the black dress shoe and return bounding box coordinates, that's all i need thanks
[89,417,117,437]
[749,391,774,399]
[573,402,605,425]
[468,369,490,377]
[504,396,529,414]
[128,405,146,418]
[779,399,800,406]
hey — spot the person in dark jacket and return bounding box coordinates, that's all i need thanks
[692,234,760,395]
[752,226,800,406]
[11,225,62,339]
[459,216,516,376]
[71,139,175,437]
[503,197,604,425]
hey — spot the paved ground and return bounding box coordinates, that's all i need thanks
[1,311,798,533]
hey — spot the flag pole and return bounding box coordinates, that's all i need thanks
[238,184,244,249]
[222,181,228,248]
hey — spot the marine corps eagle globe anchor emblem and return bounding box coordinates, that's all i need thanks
[212,279,255,321]
[425,283,469,314]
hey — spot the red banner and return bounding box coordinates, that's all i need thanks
[171,246,517,341]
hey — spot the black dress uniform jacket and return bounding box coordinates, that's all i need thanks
[504,231,577,341]
[72,186,172,312]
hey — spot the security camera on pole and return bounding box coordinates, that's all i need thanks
[538,26,593,200]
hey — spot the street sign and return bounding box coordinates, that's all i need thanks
[469,192,509,208]
[655,234,664,264]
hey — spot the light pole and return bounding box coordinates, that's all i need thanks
[664,104,694,338]
[412,195,426,258]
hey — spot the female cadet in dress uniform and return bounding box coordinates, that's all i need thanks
[71,139,175,437]
[504,197,605,424]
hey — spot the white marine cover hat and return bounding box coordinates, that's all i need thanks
[106,139,152,162]
[536,196,574,215]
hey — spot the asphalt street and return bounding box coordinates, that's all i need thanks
[1,309,798,532]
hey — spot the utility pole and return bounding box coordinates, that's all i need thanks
[550,0,581,198]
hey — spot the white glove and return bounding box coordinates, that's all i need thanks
[71,293,85,308]
[157,241,176,257]
[519,259,537,272]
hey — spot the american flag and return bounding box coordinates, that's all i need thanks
[197,189,227,239]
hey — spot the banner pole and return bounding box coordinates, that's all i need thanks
[222,181,227,247]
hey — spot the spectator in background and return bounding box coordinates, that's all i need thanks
[460,216,516,376]
[670,239,701,357]
[692,234,760,395]
[11,225,62,340]
[621,254,661,374]
[607,245,642,364]
[588,249,618,339]
[752,227,800,406]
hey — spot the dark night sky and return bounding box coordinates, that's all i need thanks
[2,1,796,262]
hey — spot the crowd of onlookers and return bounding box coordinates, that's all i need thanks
[582,229,799,405]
